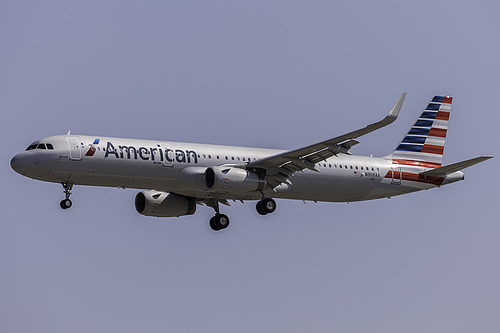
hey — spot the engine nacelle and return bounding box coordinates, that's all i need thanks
[177,167,208,191]
[205,166,266,193]
[135,191,196,217]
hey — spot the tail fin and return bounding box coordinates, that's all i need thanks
[389,95,452,167]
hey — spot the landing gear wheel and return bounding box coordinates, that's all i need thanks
[262,198,276,213]
[60,199,72,209]
[209,216,220,231]
[61,182,74,210]
[256,198,276,215]
[256,201,268,215]
[210,214,230,231]
[216,214,230,229]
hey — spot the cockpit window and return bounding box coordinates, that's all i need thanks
[26,143,54,150]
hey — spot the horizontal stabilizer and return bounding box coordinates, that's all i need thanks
[419,156,493,176]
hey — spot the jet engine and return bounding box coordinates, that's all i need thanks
[177,167,208,190]
[204,166,266,193]
[135,191,196,217]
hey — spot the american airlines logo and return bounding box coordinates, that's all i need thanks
[85,139,100,156]
[104,141,198,164]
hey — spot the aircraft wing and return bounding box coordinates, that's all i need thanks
[247,93,406,189]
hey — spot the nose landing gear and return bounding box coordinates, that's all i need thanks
[60,182,73,209]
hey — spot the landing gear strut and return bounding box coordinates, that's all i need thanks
[60,182,73,209]
[207,199,230,231]
[256,198,276,215]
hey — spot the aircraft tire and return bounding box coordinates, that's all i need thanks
[60,199,72,209]
[210,214,230,231]
[209,216,220,231]
[256,201,268,215]
[262,198,276,214]
[216,214,230,230]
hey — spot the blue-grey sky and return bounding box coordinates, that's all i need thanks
[1,1,499,332]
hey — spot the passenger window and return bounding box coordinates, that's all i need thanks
[37,143,46,149]
[339,165,342,169]
[350,166,353,169]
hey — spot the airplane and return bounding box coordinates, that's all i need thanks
[10,94,492,231]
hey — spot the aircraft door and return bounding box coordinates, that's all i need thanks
[66,137,82,161]
[391,161,402,185]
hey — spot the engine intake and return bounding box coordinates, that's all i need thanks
[135,191,196,217]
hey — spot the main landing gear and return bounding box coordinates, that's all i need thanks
[256,198,276,215]
[208,198,277,231]
[207,199,230,231]
[210,214,230,231]
[60,182,73,209]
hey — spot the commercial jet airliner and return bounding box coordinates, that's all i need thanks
[11,94,492,231]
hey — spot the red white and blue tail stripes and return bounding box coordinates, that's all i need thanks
[390,96,452,166]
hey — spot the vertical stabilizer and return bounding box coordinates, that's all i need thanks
[389,96,452,167]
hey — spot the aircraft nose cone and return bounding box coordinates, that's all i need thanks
[10,153,30,174]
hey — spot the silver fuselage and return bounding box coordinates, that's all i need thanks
[11,135,462,203]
